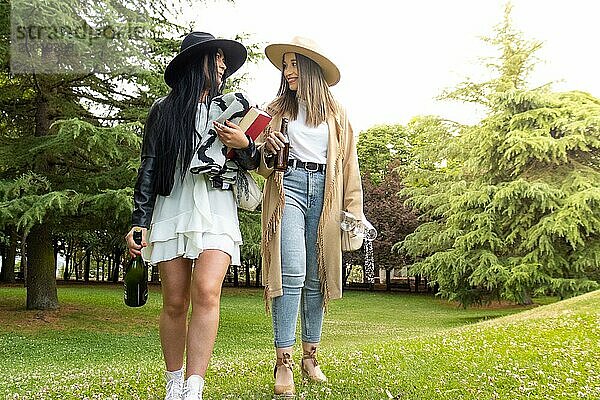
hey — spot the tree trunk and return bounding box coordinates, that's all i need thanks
[232,265,239,287]
[521,290,533,305]
[26,224,59,310]
[255,264,261,287]
[0,242,6,282]
[0,233,17,283]
[53,237,59,277]
[245,264,250,287]
[19,237,27,281]
[111,247,122,283]
[151,264,159,282]
[63,240,71,280]
[386,269,391,292]
[84,248,90,282]
[74,253,81,281]
[107,253,112,281]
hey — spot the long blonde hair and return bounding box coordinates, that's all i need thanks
[267,53,338,127]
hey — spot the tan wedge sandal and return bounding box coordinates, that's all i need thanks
[274,352,295,397]
[300,348,328,383]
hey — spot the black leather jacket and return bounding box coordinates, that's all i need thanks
[131,102,260,228]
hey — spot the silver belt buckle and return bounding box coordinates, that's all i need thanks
[304,162,319,172]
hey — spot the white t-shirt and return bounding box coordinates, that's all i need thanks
[288,103,329,164]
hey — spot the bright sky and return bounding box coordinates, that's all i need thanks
[188,0,600,133]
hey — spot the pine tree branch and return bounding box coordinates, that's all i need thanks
[49,73,96,91]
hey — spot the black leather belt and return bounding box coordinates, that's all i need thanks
[288,159,326,172]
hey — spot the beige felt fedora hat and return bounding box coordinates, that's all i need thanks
[265,36,340,86]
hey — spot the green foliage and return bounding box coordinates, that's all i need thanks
[0,118,142,234]
[352,125,422,276]
[0,0,265,302]
[1,286,599,399]
[0,0,185,248]
[238,210,261,267]
[350,161,420,272]
[400,6,600,306]
[439,3,543,107]
[356,124,412,184]
[236,172,263,268]
[225,33,265,94]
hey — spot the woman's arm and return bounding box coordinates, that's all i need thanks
[214,120,260,170]
[255,125,279,178]
[232,134,260,170]
[128,100,162,257]
[131,99,162,230]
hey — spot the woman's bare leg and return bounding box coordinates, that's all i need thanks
[159,257,193,371]
[185,249,230,377]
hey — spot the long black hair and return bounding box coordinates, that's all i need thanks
[147,49,227,196]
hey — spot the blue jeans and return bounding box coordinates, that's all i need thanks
[272,166,325,348]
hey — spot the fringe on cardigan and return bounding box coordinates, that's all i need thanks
[262,170,285,313]
[316,116,345,310]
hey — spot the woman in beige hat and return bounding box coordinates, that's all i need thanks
[255,36,364,396]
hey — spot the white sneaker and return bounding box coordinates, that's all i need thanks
[164,376,184,400]
[182,375,204,400]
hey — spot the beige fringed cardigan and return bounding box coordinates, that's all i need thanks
[256,107,364,308]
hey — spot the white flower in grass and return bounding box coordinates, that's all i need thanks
[320,387,332,395]
[519,385,534,392]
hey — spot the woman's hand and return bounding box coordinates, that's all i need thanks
[263,129,288,154]
[125,227,148,258]
[214,120,250,149]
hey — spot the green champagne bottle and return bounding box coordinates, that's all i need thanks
[124,229,148,307]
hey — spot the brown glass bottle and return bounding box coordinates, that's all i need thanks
[274,118,289,172]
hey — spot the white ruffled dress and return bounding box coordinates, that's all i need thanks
[142,104,242,266]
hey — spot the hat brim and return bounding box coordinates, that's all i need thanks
[164,39,247,88]
[265,43,340,87]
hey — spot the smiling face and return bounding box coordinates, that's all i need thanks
[283,52,298,91]
[215,48,226,87]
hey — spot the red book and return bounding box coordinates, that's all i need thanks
[227,107,272,159]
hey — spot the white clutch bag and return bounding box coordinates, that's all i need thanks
[341,230,364,252]
[233,170,262,211]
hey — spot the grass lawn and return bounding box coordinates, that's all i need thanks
[0,284,598,399]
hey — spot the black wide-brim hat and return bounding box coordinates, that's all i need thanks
[164,32,247,88]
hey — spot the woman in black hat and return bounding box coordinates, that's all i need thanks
[125,32,254,400]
